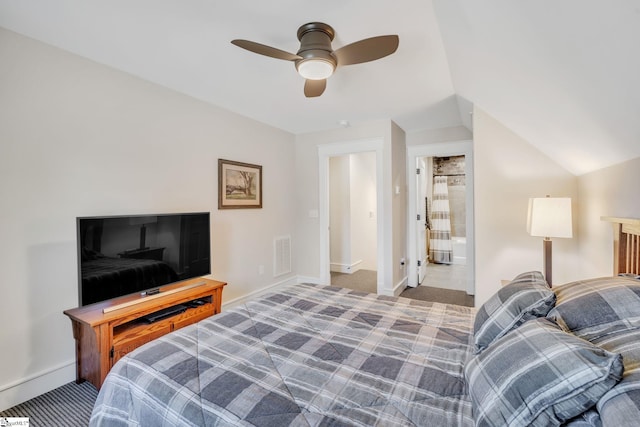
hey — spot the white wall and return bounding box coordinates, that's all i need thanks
[349,152,377,271]
[0,29,296,410]
[576,157,640,278]
[329,156,350,271]
[473,107,579,306]
[328,152,377,273]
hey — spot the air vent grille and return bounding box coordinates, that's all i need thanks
[274,235,292,277]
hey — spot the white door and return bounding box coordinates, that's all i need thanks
[417,158,428,284]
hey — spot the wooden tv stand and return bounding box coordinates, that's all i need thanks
[63,277,226,390]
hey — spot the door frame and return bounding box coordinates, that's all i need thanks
[416,157,428,285]
[406,140,475,295]
[318,138,385,293]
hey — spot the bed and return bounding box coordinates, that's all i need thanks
[90,217,640,426]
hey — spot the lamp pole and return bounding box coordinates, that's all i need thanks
[543,237,552,286]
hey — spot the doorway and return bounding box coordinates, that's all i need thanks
[328,152,377,292]
[318,138,386,294]
[407,141,475,297]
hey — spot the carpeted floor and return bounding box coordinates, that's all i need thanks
[331,269,475,307]
[0,381,97,426]
[400,284,475,307]
[330,269,379,293]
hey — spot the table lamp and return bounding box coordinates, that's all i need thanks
[527,196,573,286]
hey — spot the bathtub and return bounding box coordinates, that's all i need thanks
[452,236,466,265]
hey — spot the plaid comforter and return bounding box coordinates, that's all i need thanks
[90,283,475,426]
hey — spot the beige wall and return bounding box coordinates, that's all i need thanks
[406,125,472,146]
[6,21,637,413]
[0,29,296,410]
[295,121,407,295]
[294,121,390,279]
[577,157,640,278]
[406,116,639,307]
[473,107,580,305]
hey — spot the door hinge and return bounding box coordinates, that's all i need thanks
[416,168,421,175]
[109,347,114,359]
[417,214,421,221]
[417,260,422,267]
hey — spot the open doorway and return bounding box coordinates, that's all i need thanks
[407,141,475,299]
[328,152,377,293]
[318,138,386,294]
[423,155,468,290]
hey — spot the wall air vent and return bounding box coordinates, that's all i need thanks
[274,235,292,277]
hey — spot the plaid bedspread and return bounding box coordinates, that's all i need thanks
[90,283,475,426]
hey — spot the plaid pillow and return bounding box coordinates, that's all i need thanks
[547,276,640,341]
[465,318,623,427]
[591,327,640,426]
[509,270,548,286]
[473,271,554,352]
[562,409,602,427]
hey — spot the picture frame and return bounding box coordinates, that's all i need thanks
[218,159,262,209]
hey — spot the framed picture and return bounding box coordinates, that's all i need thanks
[218,159,262,209]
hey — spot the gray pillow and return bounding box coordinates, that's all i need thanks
[473,271,554,352]
[547,276,640,341]
[562,409,602,427]
[591,327,640,426]
[465,318,623,427]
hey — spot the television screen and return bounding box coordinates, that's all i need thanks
[77,212,210,306]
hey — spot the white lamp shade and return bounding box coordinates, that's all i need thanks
[527,197,573,238]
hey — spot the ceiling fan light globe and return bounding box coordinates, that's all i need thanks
[297,59,334,80]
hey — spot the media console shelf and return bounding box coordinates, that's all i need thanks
[63,277,226,390]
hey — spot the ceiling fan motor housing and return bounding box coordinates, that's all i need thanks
[295,22,337,76]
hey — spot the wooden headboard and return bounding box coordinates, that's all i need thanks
[602,217,640,275]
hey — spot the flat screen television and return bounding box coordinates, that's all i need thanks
[77,212,211,306]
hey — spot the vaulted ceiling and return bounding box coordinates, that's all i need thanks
[1,1,638,175]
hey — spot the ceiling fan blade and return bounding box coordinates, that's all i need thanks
[334,35,399,66]
[304,79,326,98]
[231,39,302,61]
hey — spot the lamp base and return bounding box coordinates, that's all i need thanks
[543,238,552,286]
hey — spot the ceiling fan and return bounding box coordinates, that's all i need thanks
[231,22,399,98]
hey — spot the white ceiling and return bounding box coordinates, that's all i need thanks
[1,1,638,175]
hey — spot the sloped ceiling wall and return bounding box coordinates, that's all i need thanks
[0,1,462,135]
[0,2,638,175]
[435,0,640,175]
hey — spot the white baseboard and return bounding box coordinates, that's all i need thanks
[222,276,299,310]
[329,260,362,274]
[0,360,76,412]
[392,275,409,296]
